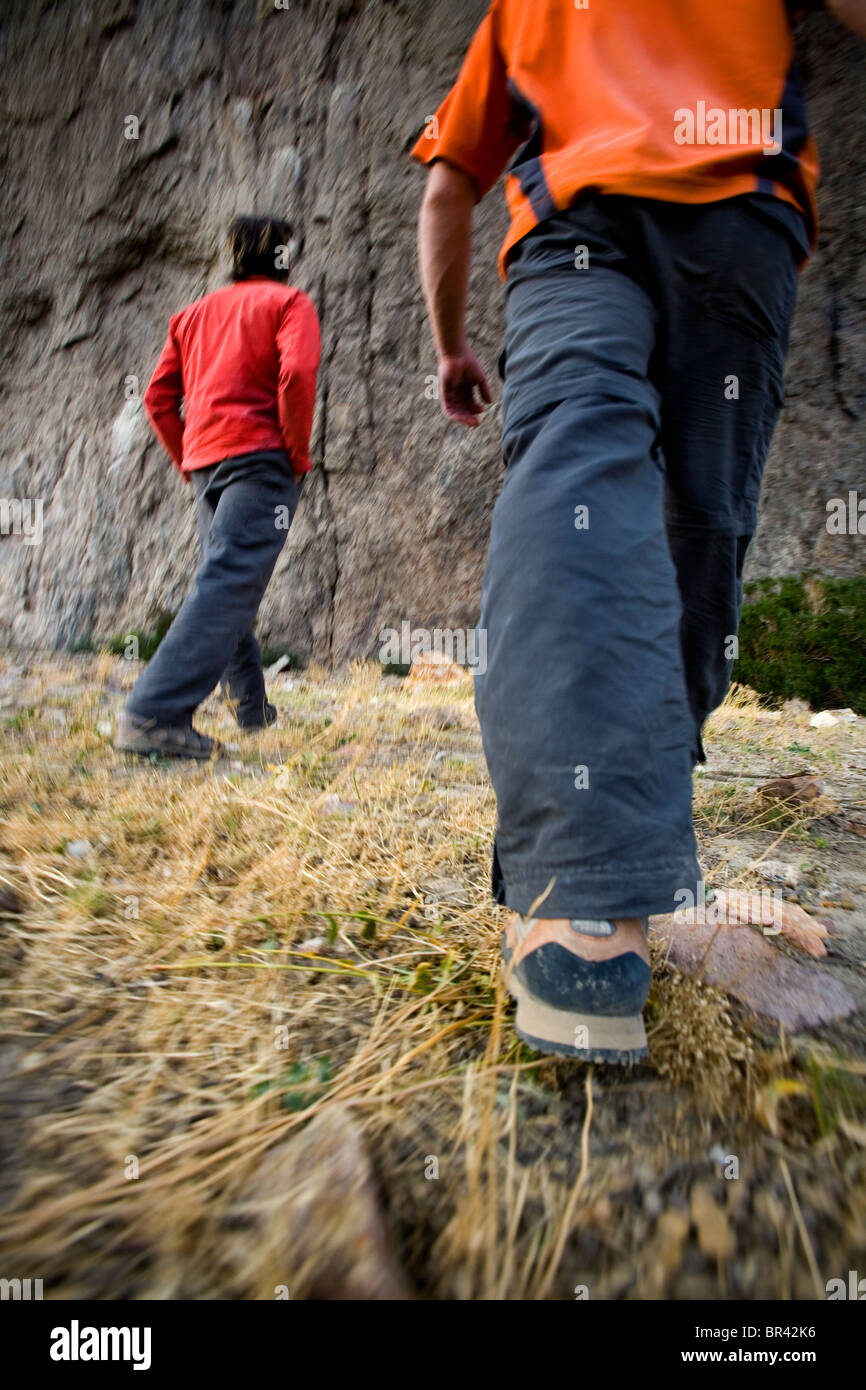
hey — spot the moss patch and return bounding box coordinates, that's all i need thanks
[735,573,866,715]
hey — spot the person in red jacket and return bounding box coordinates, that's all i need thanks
[116,215,321,759]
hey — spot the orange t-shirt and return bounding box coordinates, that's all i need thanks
[411,0,819,279]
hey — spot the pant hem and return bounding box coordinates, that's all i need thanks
[501,857,702,920]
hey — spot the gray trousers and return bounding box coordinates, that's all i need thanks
[475,193,799,920]
[126,450,299,727]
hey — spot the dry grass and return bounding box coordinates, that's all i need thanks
[0,657,864,1299]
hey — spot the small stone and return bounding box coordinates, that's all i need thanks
[316,793,358,817]
[266,654,292,676]
[810,711,838,728]
[820,894,855,911]
[410,705,463,730]
[758,772,823,804]
[65,839,92,859]
[422,876,466,904]
[297,935,328,953]
[0,886,23,915]
[228,1105,409,1299]
[781,698,811,718]
[691,1183,736,1261]
[404,651,471,688]
[591,1195,613,1224]
[755,859,801,888]
[644,1189,663,1219]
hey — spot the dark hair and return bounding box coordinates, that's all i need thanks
[228,215,293,282]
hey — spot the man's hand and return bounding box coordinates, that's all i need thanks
[439,347,492,427]
[419,161,494,428]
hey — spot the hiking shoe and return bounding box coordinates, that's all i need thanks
[501,915,651,1064]
[236,700,278,731]
[115,712,221,761]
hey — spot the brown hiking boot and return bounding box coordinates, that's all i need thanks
[501,914,651,1063]
[115,712,221,761]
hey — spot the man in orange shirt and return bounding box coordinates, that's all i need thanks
[116,215,321,759]
[414,0,864,1062]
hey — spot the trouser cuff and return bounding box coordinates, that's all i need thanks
[496,848,702,921]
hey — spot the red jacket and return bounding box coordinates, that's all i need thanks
[143,277,321,477]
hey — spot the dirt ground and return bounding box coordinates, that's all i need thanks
[0,654,864,1300]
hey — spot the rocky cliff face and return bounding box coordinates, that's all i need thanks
[0,0,863,663]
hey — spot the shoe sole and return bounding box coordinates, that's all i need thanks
[504,962,648,1065]
[115,740,218,761]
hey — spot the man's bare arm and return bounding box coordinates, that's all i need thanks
[826,0,866,39]
[418,159,492,428]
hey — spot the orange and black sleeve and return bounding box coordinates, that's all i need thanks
[410,2,525,200]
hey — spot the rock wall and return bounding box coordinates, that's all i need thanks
[0,0,863,663]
